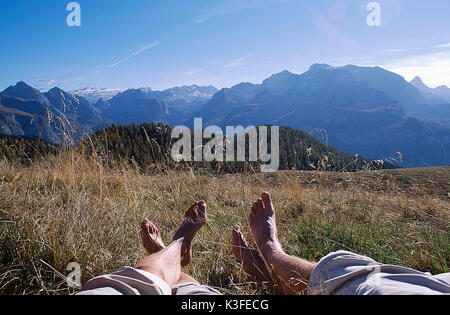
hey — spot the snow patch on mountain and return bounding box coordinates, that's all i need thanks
[72,88,126,103]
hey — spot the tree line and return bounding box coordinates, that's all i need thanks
[77,123,396,173]
[0,123,396,172]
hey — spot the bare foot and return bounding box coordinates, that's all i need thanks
[172,201,207,267]
[141,219,165,254]
[249,192,283,261]
[232,225,272,283]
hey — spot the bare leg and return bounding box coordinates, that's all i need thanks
[136,201,207,288]
[140,219,199,286]
[249,192,317,295]
[175,273,200,285]
[232,225,272,283]
[135,239,183,287]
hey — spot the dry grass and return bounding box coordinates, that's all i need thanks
[0,152,449,295]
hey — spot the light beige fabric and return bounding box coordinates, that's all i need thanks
[172,282,222,295]
[77,267,172,295]
[77,267,221,295]
[308,250,450,295]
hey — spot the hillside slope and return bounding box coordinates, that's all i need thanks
[81,123,395,172]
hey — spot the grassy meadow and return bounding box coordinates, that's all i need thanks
[0,151,449,295]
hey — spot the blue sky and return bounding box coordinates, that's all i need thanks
[1,0,450,92]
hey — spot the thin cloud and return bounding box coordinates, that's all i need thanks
[184,68,203,76]
[381,48,409,54]
[223,55,251,69]
[194,1,255,23]
[436,43,450,48]
[111,42,160,68]
[195,0,290,23]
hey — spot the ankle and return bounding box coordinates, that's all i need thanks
[260,241,284,263]
[167,237,185,251]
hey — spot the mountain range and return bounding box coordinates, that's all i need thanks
[0,81,109,144]
[0,83,217,144]
[0,64,449,167]
[196,64,450,167]
[94,84,218,126]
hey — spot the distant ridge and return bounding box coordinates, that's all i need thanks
[197,64,450,167]
[410,76,450,102]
